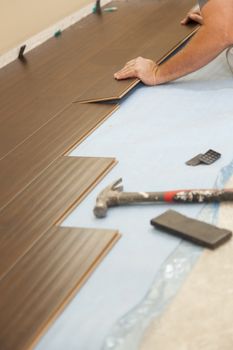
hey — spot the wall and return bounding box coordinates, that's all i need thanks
[0,0,93,55]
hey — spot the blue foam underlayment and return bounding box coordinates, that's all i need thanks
[35,52,233,350]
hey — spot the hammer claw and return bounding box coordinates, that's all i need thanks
[115,185,123,192]
[112,178,123,191]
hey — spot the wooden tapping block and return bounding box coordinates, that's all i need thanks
[0,103,118,210]
[151,210,232,249]
[0,226,120,350]
[0,156,116,280]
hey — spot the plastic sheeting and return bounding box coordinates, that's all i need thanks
[140,173,233,350]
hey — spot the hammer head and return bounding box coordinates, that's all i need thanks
[94,178,123,218]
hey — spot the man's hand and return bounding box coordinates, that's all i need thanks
[114,57,158,86]
[181,5,203,25]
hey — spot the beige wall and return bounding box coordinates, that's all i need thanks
[0,0,92,54]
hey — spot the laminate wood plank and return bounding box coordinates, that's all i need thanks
[0,0,155,96]
[0,63,105,160]
[0,103,118,210]
[0,0,197,157]
[76,0,198,103]
[0,3,137,95]
[0,226,120,350]
[0,156,116,280]
[0,1,153,158]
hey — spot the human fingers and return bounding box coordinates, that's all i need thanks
[180,15,190,25]
[189,13,203,25]
[114,67,137,80]
[181,11,203,25]
[125,58,137,67]
[113,59,136,79]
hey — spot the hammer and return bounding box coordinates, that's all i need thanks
[94,178,233,218]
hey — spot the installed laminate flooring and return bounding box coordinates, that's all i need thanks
[0,226,120,350]
[0,156,116,280]
[0,103,118,210]
[0,0,148,158]
[0,0,197,158]
[0,63,110,160]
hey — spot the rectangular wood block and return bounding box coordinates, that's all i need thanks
[0,226,120,350]
[0,103,118,210]
[0,156,116,280]
[151,209,232,249]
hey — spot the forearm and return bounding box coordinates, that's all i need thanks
[156,0,233,84]
[114,0,233,86]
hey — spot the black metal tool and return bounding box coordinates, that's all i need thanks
[18,45,27,63]
[186,149,221,166]
[151,209,232,249]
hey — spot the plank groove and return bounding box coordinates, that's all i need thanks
[0,103,118,210]
[0,226,120,350]
[0,156,116,280]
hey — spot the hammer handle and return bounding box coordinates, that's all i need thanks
[115,189,233,205]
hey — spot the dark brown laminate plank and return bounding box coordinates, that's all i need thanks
[76,0,198,103]
[0,0,197,158]
[0,63,108,160]
[0,102,118,210]
[0,226,120,350]
[0,1,138,96]
[0,0,157,158]
[0,156,116,280]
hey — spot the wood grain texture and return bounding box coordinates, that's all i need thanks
[0,26,116,158]
[0,0,197,158]
[0,103,118,210]
[76,0,199,103]
[0,226,120,350]
[0,156,116,280]
[0,0,148,157]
